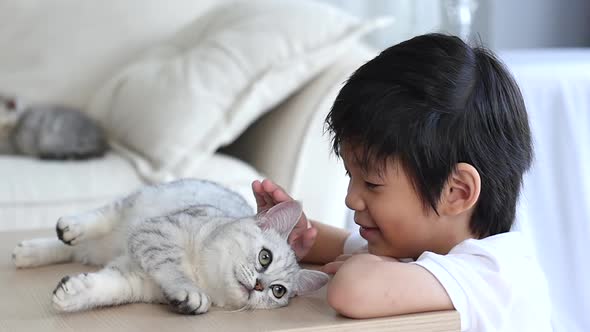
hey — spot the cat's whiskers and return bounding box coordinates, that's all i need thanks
[226,303,251,313]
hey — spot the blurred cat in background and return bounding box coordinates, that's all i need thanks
[0,93,108,159]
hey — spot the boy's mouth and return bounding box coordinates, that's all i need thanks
[358,225,380,240]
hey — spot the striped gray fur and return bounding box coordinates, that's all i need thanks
[0,93,108,159]
[12,179,329,314]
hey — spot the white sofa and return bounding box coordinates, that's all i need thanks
[0,0,377,231]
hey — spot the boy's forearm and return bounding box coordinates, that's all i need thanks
[300,220,350,264]
[327,254,453,318]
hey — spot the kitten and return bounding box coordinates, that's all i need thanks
[0,93,108,159]
[12,179,329,314]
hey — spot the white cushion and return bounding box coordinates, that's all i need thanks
[0,153,262,231]
[87,0,391,182]
[0,0,224,108]
[0,153,144,231]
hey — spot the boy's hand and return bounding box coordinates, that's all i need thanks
[252,179,317,260]
[321,254,352,274]
[321,254,400,274]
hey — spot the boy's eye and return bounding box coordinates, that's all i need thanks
[344,170,350,177]
[364,181,381,189]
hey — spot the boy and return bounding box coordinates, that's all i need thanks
[252,34,551,331]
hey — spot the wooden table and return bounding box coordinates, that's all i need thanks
[0,229,459,332]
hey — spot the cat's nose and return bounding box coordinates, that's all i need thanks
[254,279,264,292]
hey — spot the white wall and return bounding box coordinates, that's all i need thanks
[317,0,443,49]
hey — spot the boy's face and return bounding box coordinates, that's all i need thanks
[342,144,444,260]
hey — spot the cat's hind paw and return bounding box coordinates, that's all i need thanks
[52,273,94,312]
[165,288,211,315]
[56,217,85,245]
[13,240,47,268]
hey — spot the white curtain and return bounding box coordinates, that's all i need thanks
[504,49,590,332]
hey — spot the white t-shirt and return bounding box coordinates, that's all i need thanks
[343,231,552,332]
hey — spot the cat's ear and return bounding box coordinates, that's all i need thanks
[294,269,329,296]
[257,201,302,239]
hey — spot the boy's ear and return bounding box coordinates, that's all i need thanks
[439,163,481,216]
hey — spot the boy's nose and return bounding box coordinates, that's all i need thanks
[345,188,365,212]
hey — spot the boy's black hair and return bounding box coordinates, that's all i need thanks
[325,33,533,238]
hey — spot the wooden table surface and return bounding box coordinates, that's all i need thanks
[0,229,459,332]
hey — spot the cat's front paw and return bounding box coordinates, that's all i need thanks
[52,273,94,312]
[56,216,84,245]
[165,288,211,315]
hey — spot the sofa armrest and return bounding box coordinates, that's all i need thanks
[222,45,377,228]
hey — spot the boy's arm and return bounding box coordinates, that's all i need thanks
[327,254,453,318]
[300,220,350,264]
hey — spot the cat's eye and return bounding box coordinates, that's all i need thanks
[271,285,286,298]
[258,248,273,267]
